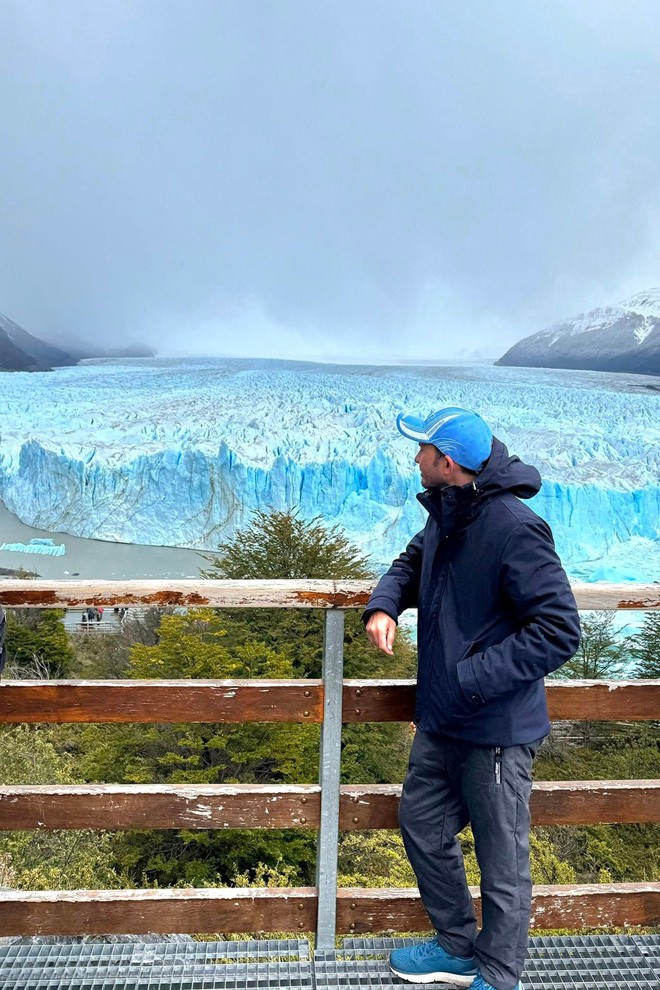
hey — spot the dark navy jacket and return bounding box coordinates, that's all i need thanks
[364,439,581,746]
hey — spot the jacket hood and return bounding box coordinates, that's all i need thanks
[417,438,541,536]
[474,437,541,501]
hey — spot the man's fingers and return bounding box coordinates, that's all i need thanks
[367,627,382,650]
[380,625,394,654]
[366,614,396,655]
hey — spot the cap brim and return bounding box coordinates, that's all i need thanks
[396,413,430,442]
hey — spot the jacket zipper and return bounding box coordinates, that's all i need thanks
[494,747,502,785]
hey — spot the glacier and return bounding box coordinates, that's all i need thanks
[0,357,658,582]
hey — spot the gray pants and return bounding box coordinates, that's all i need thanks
[399,729,541,990]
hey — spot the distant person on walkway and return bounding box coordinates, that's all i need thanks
[96,606,104,622]
[363,407,580,990]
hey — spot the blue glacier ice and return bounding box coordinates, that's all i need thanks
[0,539,65,556]
[0,357,658,582]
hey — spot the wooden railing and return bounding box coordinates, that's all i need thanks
[0,579,658,945]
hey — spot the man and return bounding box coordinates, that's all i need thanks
[363,407,580,990]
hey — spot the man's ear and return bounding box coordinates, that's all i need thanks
[444,455,466,484]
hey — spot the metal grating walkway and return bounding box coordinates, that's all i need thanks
[0,935,658,990]
[317,935,660,990]
[0,939,312,990]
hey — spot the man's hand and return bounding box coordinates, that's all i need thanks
[365,610,396,655]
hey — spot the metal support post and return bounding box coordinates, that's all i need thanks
[315,608,345,950]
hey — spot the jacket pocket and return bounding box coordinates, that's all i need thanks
[447,643,482,717]
[455,642,491,711]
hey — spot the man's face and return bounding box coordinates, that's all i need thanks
[415,443,448,489]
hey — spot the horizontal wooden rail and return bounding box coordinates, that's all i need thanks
[1,780,658,831]
[1,680,658,723]
[545,680,660,721]
[0,579,658,610]
[0,887,318,937]
[342,680,660,722]
[340,780,660,828]
[0,680,324,723]
[0,883,656,936]
[336,883,660,933]
[0,784,322,830]
[0,579,367,610]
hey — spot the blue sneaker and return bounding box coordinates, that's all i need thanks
[389,936,478,985]
[471,976,522,990]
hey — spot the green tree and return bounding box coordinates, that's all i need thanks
[202,509,414,678]
[126,610,319,785]
[202,509,416,784]
[536,822,660,884]
[536,733,660,782]
[80,510,416,887]
[337,827,576,888]
[67,511,416,888]
[202,510,373,580]
[76,610,320,887]
[0,725,121,890]
[553,611,629,680]
[70,606,177,679]
[549,611,631,748]
[631,612,660,679]
[4,609,74,677]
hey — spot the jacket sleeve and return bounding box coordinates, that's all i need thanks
[456,518,581,705]
[362,529,425,625]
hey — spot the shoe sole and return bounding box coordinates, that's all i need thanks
[389,966,477,986]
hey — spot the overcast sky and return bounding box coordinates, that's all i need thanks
[2,1,660,362]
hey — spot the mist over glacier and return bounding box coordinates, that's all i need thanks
[0,357,658,582]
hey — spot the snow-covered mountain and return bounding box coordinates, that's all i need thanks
[497,290,660,375]
[0,357,658,583]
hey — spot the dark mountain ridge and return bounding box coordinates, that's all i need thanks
[497,290,660,376]
[0,313,155,371]
[0,314,74,371]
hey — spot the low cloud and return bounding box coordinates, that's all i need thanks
[1,1,660,359]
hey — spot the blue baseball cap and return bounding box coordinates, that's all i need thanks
[396,406,493,471]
